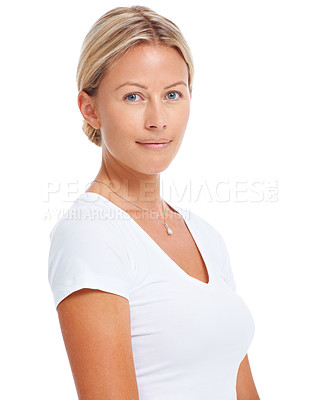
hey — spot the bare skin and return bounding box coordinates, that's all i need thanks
[237,354,260,399]
[60,43,260,399]
[80,43,191,213]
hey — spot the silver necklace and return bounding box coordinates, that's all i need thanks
[91,179,173,236]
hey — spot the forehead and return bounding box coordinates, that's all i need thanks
[102,44,189,87]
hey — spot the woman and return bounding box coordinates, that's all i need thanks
[48,5,260,400]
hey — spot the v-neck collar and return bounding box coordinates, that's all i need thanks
[79,192,214,287]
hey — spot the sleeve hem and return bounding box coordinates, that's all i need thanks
[52,278,130,309]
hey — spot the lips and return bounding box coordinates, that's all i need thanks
[136,140,171,150]
[136,139,171,144]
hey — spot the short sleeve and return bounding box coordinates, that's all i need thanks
[48,216,134,309]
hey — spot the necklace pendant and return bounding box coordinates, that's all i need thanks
[164,222,173,235]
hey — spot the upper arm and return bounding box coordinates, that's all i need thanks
[236,354,260,400]
[57,288,139,400]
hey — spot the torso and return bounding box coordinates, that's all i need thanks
[85,188,209,284]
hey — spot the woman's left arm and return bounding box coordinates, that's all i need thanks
[236,354,260,400]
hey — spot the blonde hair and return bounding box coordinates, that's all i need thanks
[76,5,194,147]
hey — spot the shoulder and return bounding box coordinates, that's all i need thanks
[49,193,129,243]
[48,194,135,308]
[48,193,134,262]
[48,194,134,273]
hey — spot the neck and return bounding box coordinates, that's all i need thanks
[94,151,164,212]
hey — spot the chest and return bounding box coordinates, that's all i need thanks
[129,267,255,397]
[128,211,210,284]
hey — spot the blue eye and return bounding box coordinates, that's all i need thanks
[125,93,140,102]
[166,91,181,100]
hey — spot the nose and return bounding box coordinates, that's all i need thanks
[145,101,168,130]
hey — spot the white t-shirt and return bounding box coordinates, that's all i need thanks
[48,192,255,400]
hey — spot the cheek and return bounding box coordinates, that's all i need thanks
[100,107,136,139]
[99,109,144,158]
[173,104,190,132]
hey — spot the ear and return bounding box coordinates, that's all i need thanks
[77,91,101,130]
[189,84,192,100]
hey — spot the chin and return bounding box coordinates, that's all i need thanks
[137,160,172,175]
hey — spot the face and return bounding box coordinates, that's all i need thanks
[80,44,192,175]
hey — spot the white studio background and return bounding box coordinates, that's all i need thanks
[0,1,321,399]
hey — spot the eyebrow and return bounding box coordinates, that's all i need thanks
[114,80,187,91]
